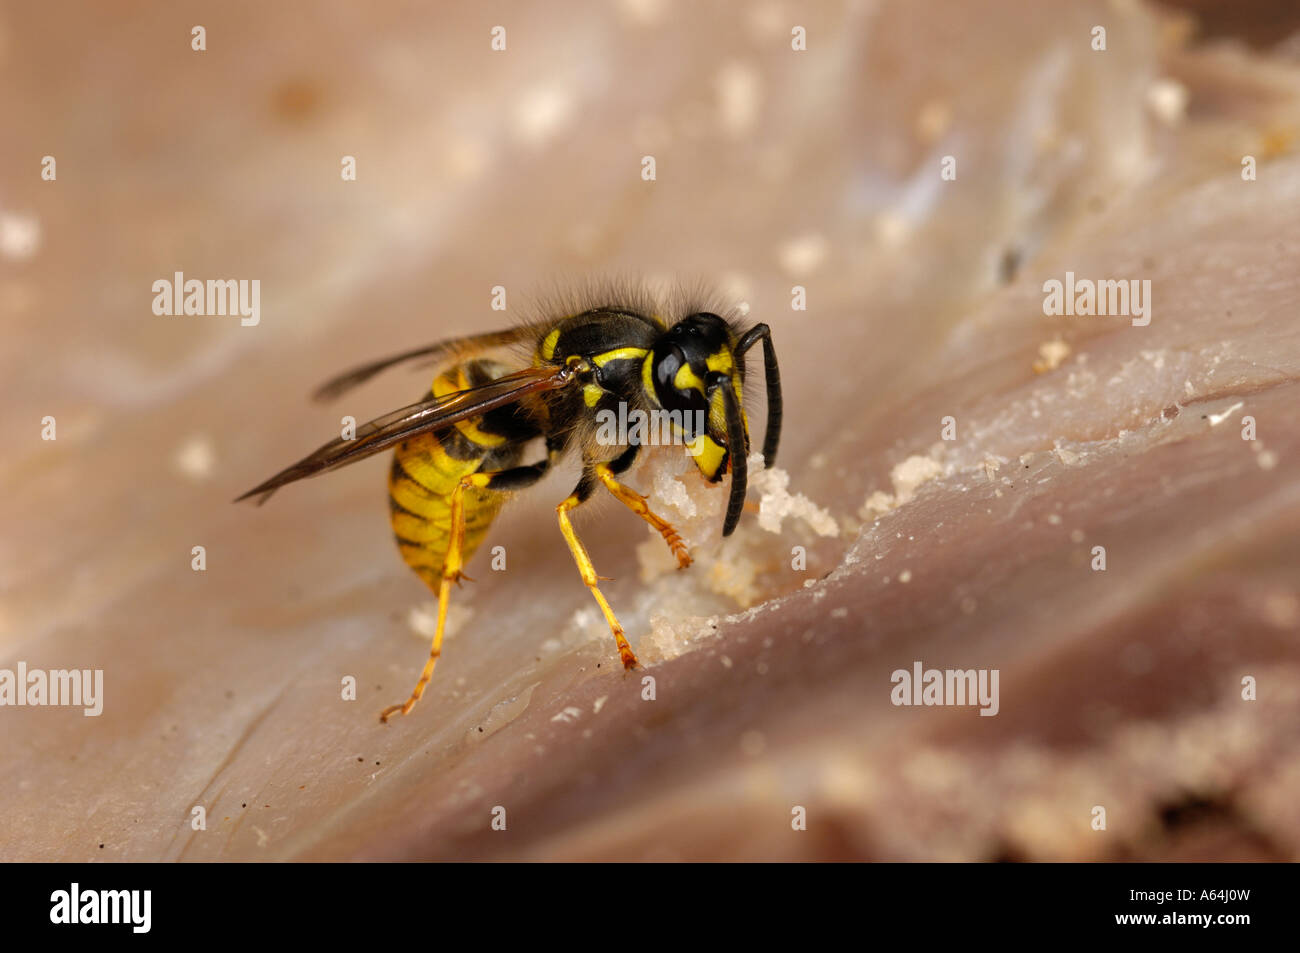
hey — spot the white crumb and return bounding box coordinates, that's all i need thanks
[1033,339,1070,374]
[408,602,474,642]
[749,455,839,536]
[859,454,946,518]
[550,706,583,724]
[174,434,216,480]
[1207,401,1244,426]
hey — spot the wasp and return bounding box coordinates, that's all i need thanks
[236,291,782,722]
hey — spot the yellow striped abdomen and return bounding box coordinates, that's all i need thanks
[388,363,521,589]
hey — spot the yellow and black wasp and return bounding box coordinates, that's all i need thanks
[236,292,782,722]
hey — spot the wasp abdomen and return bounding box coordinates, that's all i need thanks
[387,363,525,588]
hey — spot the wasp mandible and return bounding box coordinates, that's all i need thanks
[237,293,782,722]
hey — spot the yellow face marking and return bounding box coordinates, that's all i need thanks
[583,383,604,407]
[593,347,647,367]
[688,434,728,478]
[705,351,733,374]
[674,363,705,393]
[541,328,561,361]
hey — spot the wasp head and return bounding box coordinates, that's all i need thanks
[649,312,762,536]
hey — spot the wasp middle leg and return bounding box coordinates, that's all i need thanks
[556,467,639,671]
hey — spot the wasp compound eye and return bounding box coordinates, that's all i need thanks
[652,342,709,415]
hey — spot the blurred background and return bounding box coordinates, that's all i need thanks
[2,0,1299,861]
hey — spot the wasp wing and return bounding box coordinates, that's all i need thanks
[236,364,573,504]
[311,327,536,403]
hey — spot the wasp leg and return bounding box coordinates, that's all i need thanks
[556,472,639,670]
[595,450,691,569]
[380,458,553,723]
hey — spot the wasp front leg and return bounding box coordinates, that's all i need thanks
[595,445,691,569]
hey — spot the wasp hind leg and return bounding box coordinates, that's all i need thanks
[557,469,639,670]
[595,445,691,569]
[380,458,552,723]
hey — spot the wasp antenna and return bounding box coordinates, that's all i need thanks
[717,379,748,537]
[735,323,782,468]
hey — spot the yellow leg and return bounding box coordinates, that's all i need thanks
[557,494,639,669]
[595,464,692,569]
[380,472,488,723]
